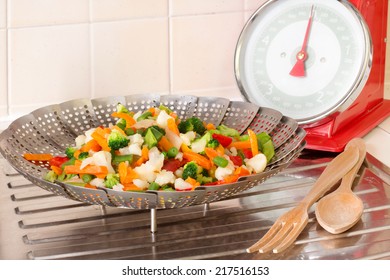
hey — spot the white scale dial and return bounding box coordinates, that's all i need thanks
[235,0,372,124]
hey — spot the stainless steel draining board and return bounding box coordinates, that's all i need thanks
[1,151,390,260]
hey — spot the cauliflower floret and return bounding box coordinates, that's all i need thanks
[129,133,144,146]
[119,143,142,156]
[175,152,183,161]
[174,178,193,191]
[215,157,235,180]
[134,148,165,182]
[175,167,183,178]
[89,178,105,188]
[180,131,196,146]
[215,166,234,181]
[75,135,86,149]
[134,162,157,182]
[84,128,96,143]
[133,179,149,190]
[112,184,124,192]
[155,170,176,186]
[245,153,267,173]
[148,147,165,171]
[156,110,174,129]
[92,151,115,174]
[229,147,238,156]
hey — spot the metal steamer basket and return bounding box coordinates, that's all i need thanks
[0,95,306,232]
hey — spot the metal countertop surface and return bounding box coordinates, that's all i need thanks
[1,150,390,260]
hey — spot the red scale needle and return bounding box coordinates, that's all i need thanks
[290,5,315,77]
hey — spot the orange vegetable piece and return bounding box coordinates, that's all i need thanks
[206,123,216,130]
[64,164,108,179]
[134,146,149,167]
[234,166,250,177]
[91,129,111,152]
[122,183,142,191]
[167,118,180,135]
[111,112,136,128]
[81,139,101,152]
[158,135,174,152]
[23,153,53,161]
[183,151,212,170]
[222,174,239,184]
[51,165,63,176]
[204,147,218,162]
[185,177,200,190]
[228,140,251,150]
[247,129,259,156]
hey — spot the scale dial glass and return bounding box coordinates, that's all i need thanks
[235,0,372,124]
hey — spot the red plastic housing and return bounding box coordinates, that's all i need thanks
[304,0,390,152]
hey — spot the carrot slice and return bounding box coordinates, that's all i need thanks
[91,129,111,152]
[158,135,174,152]
[111,112,136,128]
[204,147,218,162]
[183,151,212,170]
[133,146,149,167]
[206,123,216,130]
[51,165,63,175]
[247,129,259,156]
[64,164,108,177]
[228,140,251,150]
[81,139,101,152]
[122,183,142,191]
[222,174,239,184]
[167,118,180,135]
[23,153,53,161]
[234,166,251,177]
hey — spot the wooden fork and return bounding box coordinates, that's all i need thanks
[247,139,361,254]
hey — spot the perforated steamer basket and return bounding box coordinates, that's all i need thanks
[0,94,305,231]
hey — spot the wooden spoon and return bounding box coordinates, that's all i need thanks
[315,138,366,234]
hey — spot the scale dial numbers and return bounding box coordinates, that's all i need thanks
[235,0,372,124]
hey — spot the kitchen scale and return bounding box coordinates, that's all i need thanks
[235,0,390,152]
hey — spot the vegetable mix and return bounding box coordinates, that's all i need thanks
[25,103,275,192]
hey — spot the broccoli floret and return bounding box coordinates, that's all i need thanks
[116,118,127,130]
[44,170,58,183]
[197,174,214,185]
[116,103,130,114]
[65,147,78,159]
[78,152,89,160]
[182,161,203,180]
[178,117,206,135]
[216,124,240,137]
[178,119,193,134]
[104,173,120,189]
[108,130,130,150]
[207,138,220,148]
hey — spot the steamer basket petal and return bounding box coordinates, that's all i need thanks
[0,95,306,209]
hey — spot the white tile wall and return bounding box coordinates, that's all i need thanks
[92,19,169,97]
[0,0,5,28]
[170,12,243,96]
[8,0,90,28]
[91,0,168,22]
[0,29,6,118]
[8,24,90,116]
[0,0,389,129]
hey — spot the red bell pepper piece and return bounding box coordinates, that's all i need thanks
[229,155,243,166]
[242,149,253,159]
[212,133,233,147]
[49,156,69,167]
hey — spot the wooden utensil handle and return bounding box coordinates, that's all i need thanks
[301,144,359,208]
